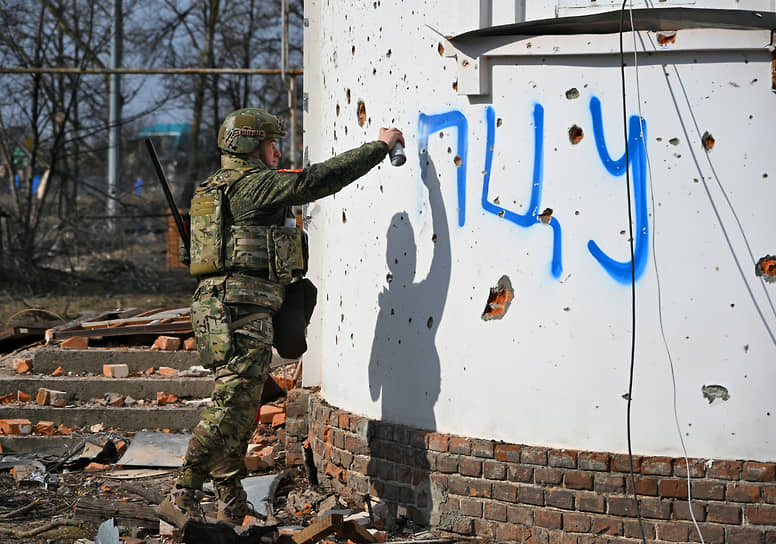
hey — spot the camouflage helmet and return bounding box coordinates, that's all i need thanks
[217,108,287,155]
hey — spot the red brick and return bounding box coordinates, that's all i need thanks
[549,449,577,468]
[673,500,706,521]
[14,357,33,373]
[17,391,32,402]
[427,433,449,452]
[493,482,518,503]
[744,462,776,482]
[35,388,50,405]
[507,504,534,525]
[765,485,776,504]
[452,518,474,535]
[484,502,507,522]
[521,446,548,465]
[524,527,549,544]
[535,510,562,530]
[727,481,762,502]
[689,524,723,544]
[467,479,492,498]
[508,464,533,482]
[747,505,776,525]
[0,419,32,434]
[674,458,706,478]
[657,521,690,542]
[518,485,544,506]
[767,530,776,544]
[546,488,574,510]
[659,478,688,498]
[157,366,178,377]
[591,517,622,536]
[641,456,673,475]
[626,475,658,496]
[707,503,741,523]
[459,457,482,477]
[535,467,562,485]
[103,364,129,378]
[449,437,471,455]
[471,439,495,458]
[51,366,65,376]
[60,336,88,349]
[563,513,591,533]
[260,405,284,424]
[565,470,593,490]
[709,460,742,480]
[726,527,764,544]
[612,454,641,473]
[550,534,578,544]
[579,451,609,471]
[607,496,636,517]
[576,492,605,513]
[36,421,55,435]
[183,336,197,350]
[437,453,458,473]
[152,335,181,351]
[495,523,523,542]
[473,518,495,538]
[494,443,521,463]
[624,519,656,540]
[594,473,624,493]
[640,498,672,519]
[483,460,506,480]
[460,499,482,517]
[692,480,725,500]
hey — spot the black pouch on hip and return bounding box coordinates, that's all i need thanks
[272,278,318,359]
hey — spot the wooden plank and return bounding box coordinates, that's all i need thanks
[336,520,378,544]
[292,513,344,544]
[74,497,158,528]
[52,321,192,339]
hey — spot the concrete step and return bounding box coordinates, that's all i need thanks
[0,375,214,402]
[0,435,81,454]
[0,405,203,432]
[24,346,201,375]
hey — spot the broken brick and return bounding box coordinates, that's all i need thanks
[36,388,67,407]
[183,336,197,351]
[260,404,285,424]
[14,357,32,374]
[157,367,178,377]
[157,392,179,405]
[35,389,50,405]
[143,367,156,376]
[0,419,33,435]
[0,393,15,404]
[56,424,74,435]
[272,412,286,428]
[16,391,31,402]
[152,335,181,351]
[36,421,55,435]
[85,462,110,471]
[51,366,65,376]
[61,336,88,349]
[103,364,129,378]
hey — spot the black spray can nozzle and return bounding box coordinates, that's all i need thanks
[389,142,406,167]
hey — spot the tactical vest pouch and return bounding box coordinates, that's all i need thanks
[268,226,305,283]
[190,294,233,369]
[189,187,226,276]
[227,225,271,273]
[273,278,317,359]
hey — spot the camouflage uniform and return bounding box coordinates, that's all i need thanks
[176,142,389,512]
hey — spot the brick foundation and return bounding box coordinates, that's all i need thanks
[284,390,776,543]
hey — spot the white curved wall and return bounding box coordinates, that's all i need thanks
[302,0,776,462]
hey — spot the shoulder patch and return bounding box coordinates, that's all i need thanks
[277,168,303,173]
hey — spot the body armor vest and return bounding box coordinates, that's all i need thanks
[189,170,305,282]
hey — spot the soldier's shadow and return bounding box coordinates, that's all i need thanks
[366,155,450,525]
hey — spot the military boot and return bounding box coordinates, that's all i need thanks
[216,487,257,525]
[154,486,205,529]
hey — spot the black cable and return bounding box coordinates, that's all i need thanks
[619,3,647,543]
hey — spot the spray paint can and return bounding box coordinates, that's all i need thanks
[389,142,406,167]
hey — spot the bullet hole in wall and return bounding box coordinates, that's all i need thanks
[352,45,356,55]
[427,317,433,328]
[538,208,553,225]
[346,89,351,104]
[342,210,347,223]
[657,32,676,45]
[565,88,580,99]
[496,118,503,127]
[454,155,462,167]
[702,384,730,404]
[702,131,715,151]
[569,125,584,144]
[755,255,776,283]
[452,80,458,91]
[437,43,444,55]
[386,49,392,58]
[358,101,367,127]
[482,275,514,321]
[669,137,680,146]
[386,273,393,284]
[432,233,437,243]
[336,104,340,116]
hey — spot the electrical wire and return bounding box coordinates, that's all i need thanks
[628,6,705,543]
[618,3,647,543]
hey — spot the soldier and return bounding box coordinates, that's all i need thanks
[155,108,404,527]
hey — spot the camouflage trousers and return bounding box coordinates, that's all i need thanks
[176,273,284,504]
